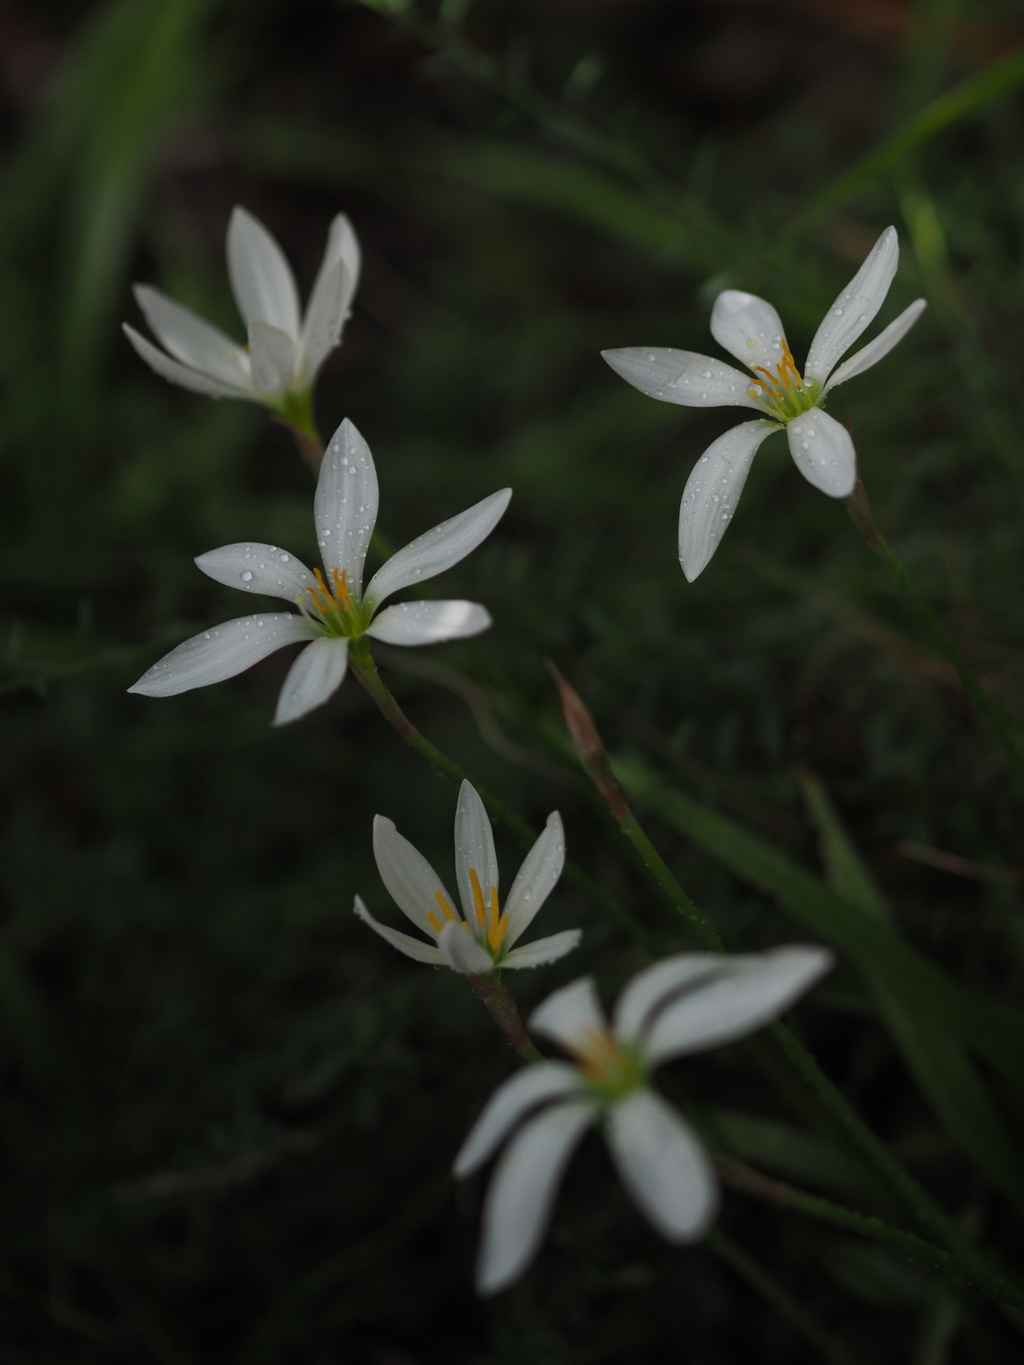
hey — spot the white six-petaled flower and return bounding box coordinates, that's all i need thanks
[454,945,833,1294]
[603,226,926,581]
[355,780,581,975]
[128,419,511,725]
[123,205,360,417]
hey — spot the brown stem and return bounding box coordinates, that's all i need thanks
[465,975,541,1061]
[272,417,324,475]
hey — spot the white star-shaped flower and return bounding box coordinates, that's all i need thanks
[128,419,511,725]
[123,206,359,421]
[355,779,581,974]
[603,227,926,580]
[455,945,833,1294]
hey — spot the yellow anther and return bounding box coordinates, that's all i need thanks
[434,890,457,922]
[573,1028,622,1082]
[426,910,442,934]
[486,886,508,951]
[468,867,488,927]
[331,567,353,612]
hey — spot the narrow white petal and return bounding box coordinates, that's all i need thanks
[476,1099,597,1295]
[123,324,252,399]
[366,600,491,646]
[710,291,789,372]
[823,298,927,392]
[195,543,316,604]
[502,813,565,947]
[607,1090,718,1241]
[787,409,856,498]
[297,259,345,386]
[454,781,499,925]
[314,418,379,594]
[613,955,729,1044]
[353,895,445,965]
[372,814,454,937]
[365,488,512,609]
[529,977,606,1053]
[454,1063,587,1176]
[502,930,582,970]
[804,225,899,385]
[132,285,250,388]
[438,921,494,975]
[127,614,311,697]
[642,945,834,1065]
[678,420,777,582]
[248,320,297,397]
[272,638,348,726]
[601,348,761,409]
[227,205,300,337]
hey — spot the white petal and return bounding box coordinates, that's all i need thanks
[248,320,297,397]
[710,291,789,372]
[227,205,300,338]
[606,1089,718,1242]
[195,543,317,604]
[678,420,777,582]
[133,286,251,388]
[272,638,348,726]
[298,214,361,382]
[528,977,606,1054]
[502,930,582,970]
[454,781,499,926]
[353,895,444,965]
[314,418,379,594]
[642,945,834,1066]
[502,812,565,947]
[804,226,899,385]
[475,1099,597,1295]
[438,921,494,975]
[601,348,761,409]
[454,1063,587,1177]
[123,324,252,400]
[613,955,729,1044]
[823,298,927,393]
[372,814,454,937]
[127,613,311,697]
[365,600,491,646]
[365,488,512,609]
[786,409,856,498]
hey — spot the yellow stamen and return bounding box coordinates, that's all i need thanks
[434,890,456,922]
[331,567,353,612]
[426,910,442,933]
[467,867,488,927]
[487,886,508,951]
[573,1028,622,1081]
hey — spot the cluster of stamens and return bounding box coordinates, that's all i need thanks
[572,1029,645,1099]
[746,340,818,422]
[301,567,362,635]
[426,867,510,955]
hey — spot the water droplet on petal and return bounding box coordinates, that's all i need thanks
[240,571,253,582]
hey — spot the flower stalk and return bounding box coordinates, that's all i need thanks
[465,975,542,1061]
[846,477,1024,781]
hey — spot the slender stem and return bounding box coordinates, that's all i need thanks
[466,975,542,1061]
[276,418,325,475]
[707,1229,855,1365]
[714,1153,1024,1316]
[846,479,1024,780]
[347,645,659,950]
[549,665,962,1249]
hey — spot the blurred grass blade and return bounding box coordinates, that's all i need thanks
[799,772,889,922]
[789,41,1024,234]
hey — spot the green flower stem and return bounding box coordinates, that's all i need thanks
[707,1229,855,1365]
[846,478,1024,782]
[714,1152,1024,1317]
[466,974,542,1061]
[549,665,961,1249]
[346,644,659,951]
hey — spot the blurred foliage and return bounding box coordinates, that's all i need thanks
[1,0,1024,1360]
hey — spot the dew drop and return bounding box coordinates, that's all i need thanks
[279,553,290,562]
[240,571,253,582]
[701,370,711,379]
[645,351,656,362]
[833,307,844,316]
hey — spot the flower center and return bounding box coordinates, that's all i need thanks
[746,339,820,422]
[300,568,370,638]
[425,867,510,958]
[572,1029,646,1101]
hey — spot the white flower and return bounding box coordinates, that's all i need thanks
[455,945,833,1294]
[354,779,580,975]
[128,419,511,725]
[603,227,927,581]
[123,205,360,419]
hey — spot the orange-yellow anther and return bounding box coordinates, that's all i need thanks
[750,340,803,398]
[331,567,353,612]
[573,1028,623,1082]
[486,885,508,951]
[426,910,442,933]
[434,890,456,922]
[306,566,354,616]
[468,867,488,928]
